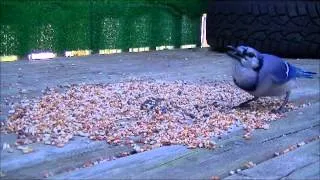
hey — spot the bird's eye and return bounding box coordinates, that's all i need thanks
[247,52,255,58]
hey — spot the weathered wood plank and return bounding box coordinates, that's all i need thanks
[226,140,320,179]
[51,145,192,180]
[1,137,130,179]
[51,103,319,179]
[133,127,319,180]
[282,161,320,180]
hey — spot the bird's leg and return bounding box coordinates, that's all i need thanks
[272,91,291,113]
[235,97,259,108]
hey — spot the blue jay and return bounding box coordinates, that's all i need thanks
[226,45,317,112]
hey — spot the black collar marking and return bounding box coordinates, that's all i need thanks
[253,55,264,72]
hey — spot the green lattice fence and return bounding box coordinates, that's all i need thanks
[0,0,207,57]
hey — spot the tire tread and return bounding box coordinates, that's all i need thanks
[207,0,320,58]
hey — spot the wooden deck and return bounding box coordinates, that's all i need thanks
[1,49,319,179]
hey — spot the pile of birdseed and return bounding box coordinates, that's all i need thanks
[3,80,296,150]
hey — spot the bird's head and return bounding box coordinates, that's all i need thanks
[227,45,263,71]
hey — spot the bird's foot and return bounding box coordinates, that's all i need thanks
[234,102,251,109]
[233,97,258,109]
[271,107,288,114]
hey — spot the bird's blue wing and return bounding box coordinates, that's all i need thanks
[271,62,290,84]
[262,54,291,84]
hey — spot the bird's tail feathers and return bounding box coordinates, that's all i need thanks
[295,68,317,79]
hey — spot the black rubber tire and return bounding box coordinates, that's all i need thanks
[206,0,320,58]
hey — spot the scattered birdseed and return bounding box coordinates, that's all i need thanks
[16,146,33,154]
[3,81,296,150]
[243,133,252,140]
[210,176,220,180]
[276,136,320,156]
[243,161,256,169]
[262,124,270,130]
[42,171,53,178]
[2,143,10,150]
[297,141,306,147]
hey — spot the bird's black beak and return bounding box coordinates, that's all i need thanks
[226,45,243,61]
